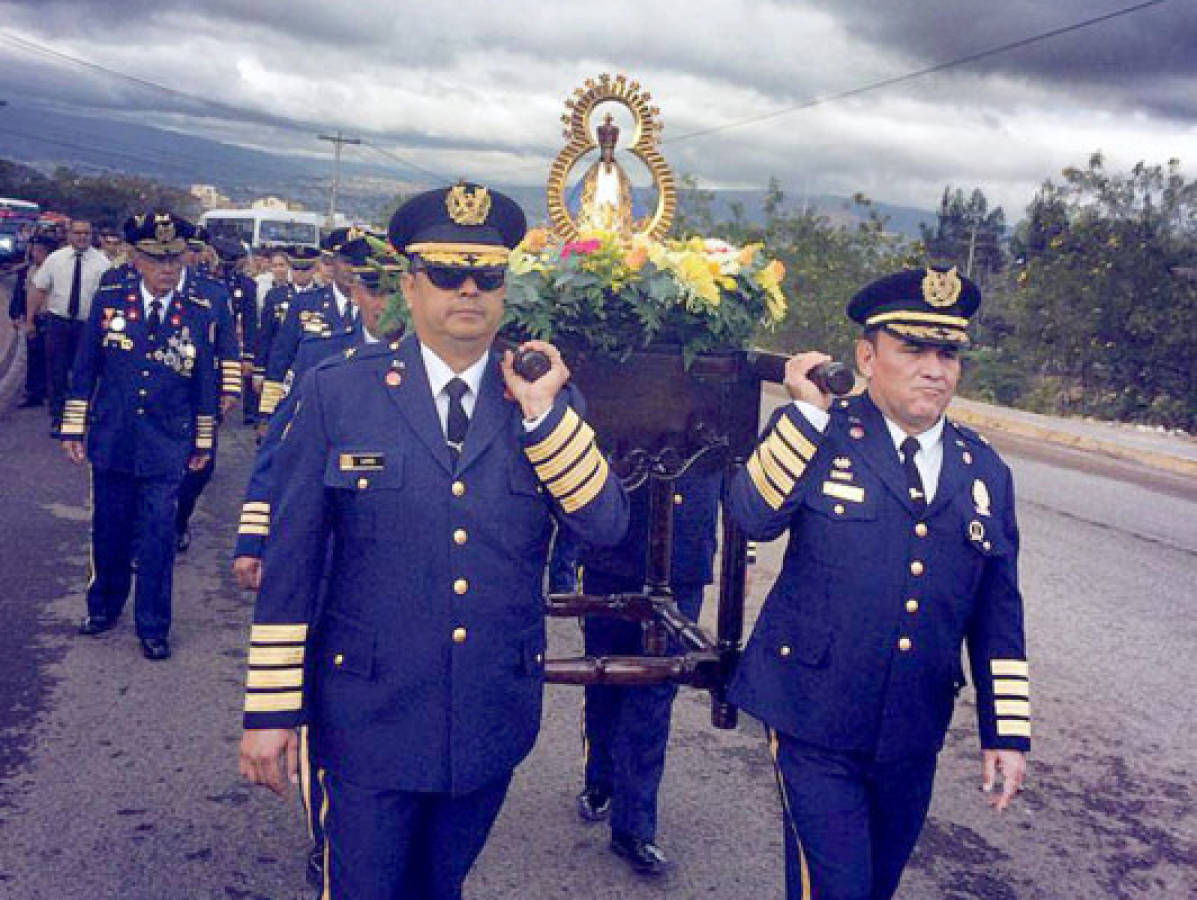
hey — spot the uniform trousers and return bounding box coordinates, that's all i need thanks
[582,571,704,841]
[319,766,513,900]
[87,467,181,640]
[175,454,215,536]
[24,314,48,402]
[46,314,84,426]
[772,731,938,900]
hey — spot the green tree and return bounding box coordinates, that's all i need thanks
[919,186,1006,286]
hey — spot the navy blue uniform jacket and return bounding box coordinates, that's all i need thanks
[243,335,629,793]
[728,393,1030,759]
[61,274,219,478]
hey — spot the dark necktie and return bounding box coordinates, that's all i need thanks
[148,299,163,336]
[900,436,927,512]
[445,377,469,466]
[68,251,83,319]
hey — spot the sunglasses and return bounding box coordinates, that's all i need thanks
[417,265,506,292]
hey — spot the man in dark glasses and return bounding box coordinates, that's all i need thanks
[239,183,629,899]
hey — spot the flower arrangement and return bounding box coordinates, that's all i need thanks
[503,228,789,366]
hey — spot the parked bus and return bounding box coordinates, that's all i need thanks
[0,198,41,266]
[199,208,322,250]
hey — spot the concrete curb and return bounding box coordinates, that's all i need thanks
[947,400,1197,479]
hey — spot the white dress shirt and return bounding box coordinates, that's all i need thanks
[31,245,112,320]
[420,344,489,438]
[140,281,175,320]
[794,399,945,501]
[331,283,352,320]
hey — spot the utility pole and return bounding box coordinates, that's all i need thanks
[318,130,360,225]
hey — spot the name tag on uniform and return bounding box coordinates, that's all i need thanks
[339,453,385,471]
[822,482,865,503]
[103,333,134,351]
[303,321,326,334]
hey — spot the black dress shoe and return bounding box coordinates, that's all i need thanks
[140,637,171,660]
[610,831,670,877]
[175,528,191,552]
[78,615,116,636]
[577,786,611,822]
[305,845,324,888]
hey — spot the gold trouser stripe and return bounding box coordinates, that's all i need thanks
[526,407,581,463]
[747,452,785,511]
[299,726,314,842]
[991,659,1029,678]
[768,729,812,899]
[993,678,1029,698]
[319,768,332,900]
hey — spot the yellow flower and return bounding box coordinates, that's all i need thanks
[675,253,722,305]
[521,227,549,254]
[738,243,760,266]
[624,245,649,271]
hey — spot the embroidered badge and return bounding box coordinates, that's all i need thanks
[972,479,991,517]
[339,453,385,471]
[385,371,402,387]
[822,482,865,503]
[922,266,962,308]
[446,182,491,226]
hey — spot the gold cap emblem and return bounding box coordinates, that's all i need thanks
[446,183,491,226]
[154,214,176,243]
[922,266,962,308]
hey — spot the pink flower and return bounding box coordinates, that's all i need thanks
[561,239,602,259]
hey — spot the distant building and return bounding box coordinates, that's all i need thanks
[191,184,232,209]
[250,196,304,212]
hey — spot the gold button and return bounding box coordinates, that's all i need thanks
[453,529,468,545]
[914,523,928,538]
[983,540,992,551]
[452,627,467,644]
[357,477,369,490]
[453,578,469,595]
[333,653,344,666]
[910,560,925,576]
[138,388,147,397]
[779,645,792,658]
[898,637,912,652]
[673,493,683,505]
[534,653,544,665]
[833,504,845,515]
[906,599,919,613]
[451,481,466,497]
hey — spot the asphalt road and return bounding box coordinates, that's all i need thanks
[0,387,1193,899]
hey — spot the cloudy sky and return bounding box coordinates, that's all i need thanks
[0,0,1193,217]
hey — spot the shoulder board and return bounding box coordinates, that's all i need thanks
[950,421,991,446]
[186,294,211,309]
[828,393,865,416]
[313,340,390,372]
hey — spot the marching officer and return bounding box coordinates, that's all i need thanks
[60,211,219,661]
[211,236,258,425]
[257,229,364,422]
[239,183,629,899]
[232,245,400,889]
[728,267,1030,899]
[575,462,726,876]
[255,245,319,409]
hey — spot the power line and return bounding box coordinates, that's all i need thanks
[357,140,448,183]
[664,0,1168,144]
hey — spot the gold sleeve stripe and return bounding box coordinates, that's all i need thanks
[240,513,270,525]
[991,659,1029,678]
[239,525,270,537]
[60,422,87,436]
[250,623,308,643]
[533,421,592,482]
[746,453,785,510]
[995,699,1030,718]
[526,407,582,464]
[247,668,303,689]
[547,444,604,499]
[243,502,270,513]
[775,414,817,463]
[763,431,807,480]
[758,443,798,496]
[993,678,1030,698]
[997,719,1031,738]
[260,381,284,415]
[560,456,609,514]
[248,645,304,666]
[244,691,303,713]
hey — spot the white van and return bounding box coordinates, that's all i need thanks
[199,208,322,250]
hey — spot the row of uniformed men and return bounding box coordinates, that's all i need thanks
[234,183,1030,900]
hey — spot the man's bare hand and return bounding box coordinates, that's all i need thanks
[982,749,1026,812]
[232,556,262,591]
[784,351,835,410]
[62,440,86,464]
[501,340,569,421]
[220,395,238,416]
[239,728,299,797]
[188,451,211,471]
[241,360,254,377]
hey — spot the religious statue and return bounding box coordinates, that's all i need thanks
[547,73,677,242]
[576,113,636,234]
